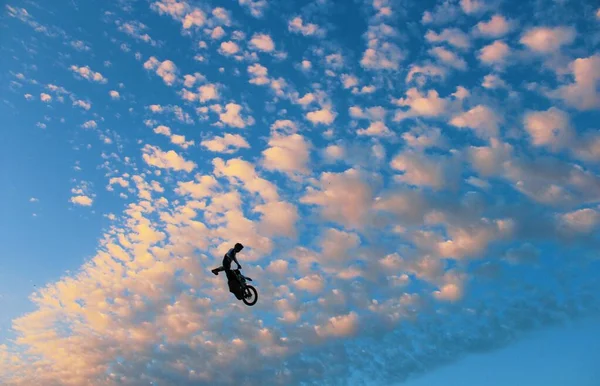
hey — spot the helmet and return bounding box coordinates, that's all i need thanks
[234,243,244,251]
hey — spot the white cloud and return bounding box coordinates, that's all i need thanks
[314,312,359,338]
[393,88,449,121]
[425,28,471,50]
[238,0,268,18]
[262,133,311,175]
[300,168,373,229]
[523,107,573,149]
[73,100,91,110]
[478,40,510,65]
[198,84,220,102]
[182,9,206,29]
[247,63,270,85]
[288,16,325,37]
[69,65,108,83]
[320,228,360,261]
[482,74,507,89]
[117,20,155,45]
[40,93,52,102]
[219,41,239,55]
[552,54,600,111]
[341,74,359,89]
[211,26,225,40]
[142,144,196,172]
[70,195,93,206]
[520,26,576,54]
[81,120,98,129]
[406,64,447,85]
[460,0,487,15]
[200,133,250,153]
[559,208,600,233]
[143,57,178,86]
[475,15,512,38]
[109,90,120,100]
[294,274,324,293]
[255,201,299,238]
[323,144,346,162]
[218,103,253,128]
[390,150,459,190]
[306,108,336,125]
[361,40,404,70]
[449,105,502,139]
[429,46,467,70]
[249,33,275,52]
[213,157,279,202]
[357,121,394,137]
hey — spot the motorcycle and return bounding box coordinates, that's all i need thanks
[227,268,258,306]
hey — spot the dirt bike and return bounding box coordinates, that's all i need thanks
[227,268,258,306]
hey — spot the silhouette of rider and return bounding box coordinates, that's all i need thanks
[211,243,244,278]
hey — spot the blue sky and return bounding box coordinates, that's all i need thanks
[1,0,600,385]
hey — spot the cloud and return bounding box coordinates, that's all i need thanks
[248,63,270,85]
[482,73,508,89]
[40,93,51,102]
[254,201,299,238]
[460,0,487,14]
[294,274,325,293]
[475,15,512,37]
[425,28,471,50]
[300,168,374,229]
[559,208,600,233]
[504,243,540,265]
[552,54,600,111]
[288,16,325,37]
[421,1,461,25]
[249,33,275,52]
[478,40,510,65]
[306,108,336,125]
[357,121,394,137]
[142,144,196,172]
[69,193,93,206]
[72,99,91,110]
[390,150,460,190]
[218,103,253,128]
[238,0,268,18]
[320,228,360,262]
[143,57,178,86]
[361,32,404,70]
[198,83,220,102]
[449,105,502,139]
[402,125,447,149]
[213,157,279,202]
[406,64,447,85]
[109,90,120,100]
[117,20,156,45]
[393,88,449,121]
[523,107,573,150]
[69,65,107,83]
[211,26,225,39]
[429,46,467,70]
[262,133,311,175]
[201,133,250,153]
[314,312,359,338]
[81,120,98,129]
[219,40,240,55]
[520,26,576,54]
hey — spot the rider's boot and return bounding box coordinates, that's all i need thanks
[211,268,219,275]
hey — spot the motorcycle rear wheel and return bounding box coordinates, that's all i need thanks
[242,285,258,306]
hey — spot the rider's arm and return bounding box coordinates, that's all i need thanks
[231,251,241,268]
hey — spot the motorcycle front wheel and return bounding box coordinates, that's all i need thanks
[242,285,258,306]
